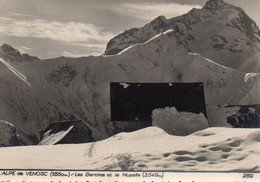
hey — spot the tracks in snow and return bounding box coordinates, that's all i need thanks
[86,143,95,158]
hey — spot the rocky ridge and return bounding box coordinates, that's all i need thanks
[0,44,40,67]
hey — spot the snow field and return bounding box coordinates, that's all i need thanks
[0,127,259,171]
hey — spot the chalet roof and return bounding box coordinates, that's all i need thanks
[38,120,86,145]
[43,120,81,134]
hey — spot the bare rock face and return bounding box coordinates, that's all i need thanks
[203,0,236,12]
[104,0,260,72]
[152,107,209,136]
[47,64,77,87]
[0,120,24,146]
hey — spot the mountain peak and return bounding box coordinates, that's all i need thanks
[151,16,167,23]
[145,15,169,30]
[1,43,20,54]
[203,0,238,11]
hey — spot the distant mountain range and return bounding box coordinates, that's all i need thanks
[0,0,260,145]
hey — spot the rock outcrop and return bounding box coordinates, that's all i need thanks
[0,120,24,146]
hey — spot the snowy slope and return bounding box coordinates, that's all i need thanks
[1,28,260,145]
[0,127,259,171]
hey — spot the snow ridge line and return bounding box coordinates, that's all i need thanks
[0,58,31,86]
[102,29,175,57]
[187,52,239,71]
[188,52,260,82]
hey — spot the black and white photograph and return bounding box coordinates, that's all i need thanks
[0,0,260,172]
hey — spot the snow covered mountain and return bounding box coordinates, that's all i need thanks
[105,0,260,73]
[0,126,259,171]
[1,28,260,145]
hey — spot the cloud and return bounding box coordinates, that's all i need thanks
[18,46,33,53]
[7,12,33,18]
[0,15,114,44]
[62,51,101,57]
[104,2,202,21]
[69,43,106,49]
[21,46,33,50]
[48,50,101,58]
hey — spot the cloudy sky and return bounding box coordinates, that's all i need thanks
[0,0,259,59]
